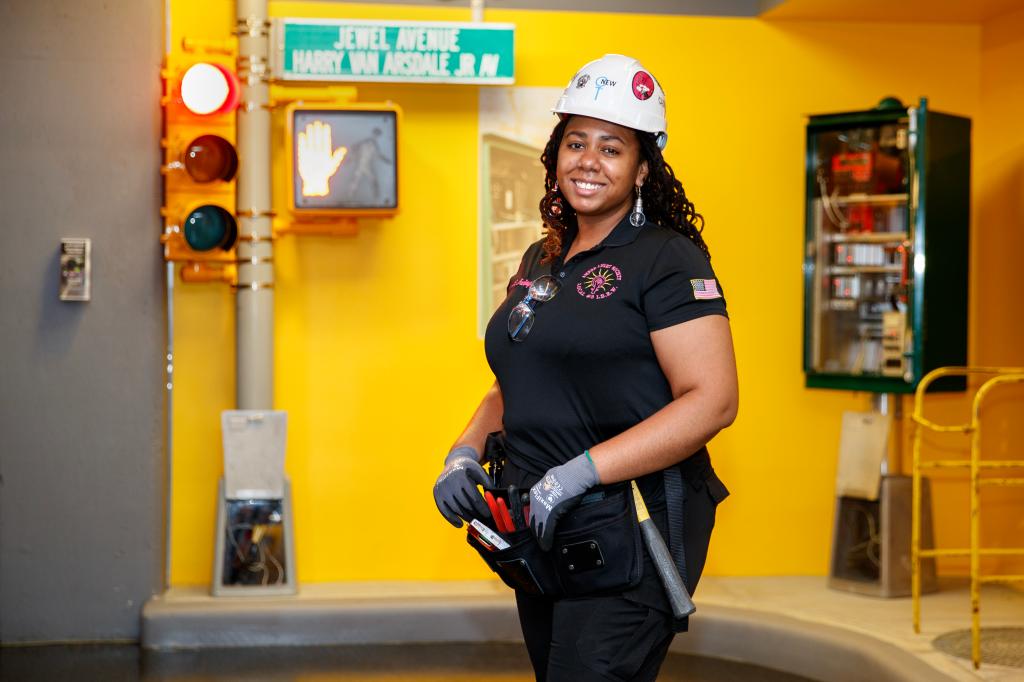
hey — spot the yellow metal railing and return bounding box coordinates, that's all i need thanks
[911,366,1024,669]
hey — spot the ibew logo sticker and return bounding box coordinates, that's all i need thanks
[594,75,616,100]
[632,71,654,101]
[576,263,622,300]
[575,73,590,89]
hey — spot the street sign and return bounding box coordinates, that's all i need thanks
[273,18,514,84]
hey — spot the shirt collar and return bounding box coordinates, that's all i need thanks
[559,214,645,262]
[603,214,645,247]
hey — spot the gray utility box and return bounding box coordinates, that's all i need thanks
[829,475,936,597]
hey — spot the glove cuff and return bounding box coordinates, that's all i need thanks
[561,452,601,490]
[445,445,480,467]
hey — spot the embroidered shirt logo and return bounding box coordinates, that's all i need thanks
[690,278,722,300]
[576,263,622,300]
[510,277,532,289]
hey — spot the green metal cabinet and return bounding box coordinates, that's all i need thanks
[803,98,971,393]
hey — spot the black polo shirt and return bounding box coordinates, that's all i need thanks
[484,215,728,505]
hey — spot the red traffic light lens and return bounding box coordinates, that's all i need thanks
[184,205,237,252]
[181,63,240,116]
[183,135,238,183]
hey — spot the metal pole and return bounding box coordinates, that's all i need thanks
[163,0,175,591]
[890,394,903,476]
[471,0,484,22]
[235,0,274,409]
[969,397,981,669]
[910,384,925,633]
[164,261,175,589]
[872,392,899,476]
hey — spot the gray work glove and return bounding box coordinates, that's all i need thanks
[529,452,601,551]
[433,446,491,528]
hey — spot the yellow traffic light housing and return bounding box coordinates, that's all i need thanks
[161,51,241,271]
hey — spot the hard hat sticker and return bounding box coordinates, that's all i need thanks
[576,74,590,89]
[632,71,654,101]
[594,76,616,100]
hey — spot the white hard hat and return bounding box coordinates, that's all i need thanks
[553,54,668,149]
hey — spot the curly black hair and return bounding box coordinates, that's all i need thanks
[538,117,709,264]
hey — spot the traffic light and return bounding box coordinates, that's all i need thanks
[161,52,241,270]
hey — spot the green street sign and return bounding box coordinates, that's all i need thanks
[273,18,515,84]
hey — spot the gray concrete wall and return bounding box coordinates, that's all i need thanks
[0,0,165,642]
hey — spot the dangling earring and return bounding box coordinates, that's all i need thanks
[542,182,564,220]
[629,185,646,227]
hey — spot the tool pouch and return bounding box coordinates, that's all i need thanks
[467,483,643,598]
[550,482,643,597]
[468,433,642,598]
[467,524,562,596]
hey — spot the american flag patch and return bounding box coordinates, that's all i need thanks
[690,278,721,300]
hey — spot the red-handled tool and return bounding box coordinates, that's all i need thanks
[495,496,515,533]
[484,491,507,533]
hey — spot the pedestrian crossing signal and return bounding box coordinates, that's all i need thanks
[286,103,400,217]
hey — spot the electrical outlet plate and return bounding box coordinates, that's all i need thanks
[59,238,90,301]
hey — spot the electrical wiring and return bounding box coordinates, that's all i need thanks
[265,542,285,585]
[846,507,881,569]
[817,167,850,231]
[225,519,288,585]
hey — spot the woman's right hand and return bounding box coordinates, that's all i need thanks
[433,446,492,528]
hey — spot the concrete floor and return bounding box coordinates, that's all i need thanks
[693,576,1024,681]
[140,576,1024,681]
[0,642,817,681]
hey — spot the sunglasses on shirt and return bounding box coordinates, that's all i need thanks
[507,275,560,342]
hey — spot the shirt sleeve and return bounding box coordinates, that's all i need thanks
[643,234,728,331]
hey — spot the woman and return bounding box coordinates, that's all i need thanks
[434,54,738,682]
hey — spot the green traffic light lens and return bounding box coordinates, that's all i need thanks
[183,135,238,183]
[184,205,237,252]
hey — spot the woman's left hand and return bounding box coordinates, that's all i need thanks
[529,453,600,551]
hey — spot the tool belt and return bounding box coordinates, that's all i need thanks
[467,482,643,597]
[465,434,643,598]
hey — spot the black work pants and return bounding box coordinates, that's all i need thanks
[513,470,723,681]
[498,449,727,682]
[516,592,675,682]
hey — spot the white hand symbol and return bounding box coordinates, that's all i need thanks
[297,121,347,197]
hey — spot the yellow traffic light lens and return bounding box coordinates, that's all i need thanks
[184,135,238,183]
[181,63,239,115]
[184,205,237,252]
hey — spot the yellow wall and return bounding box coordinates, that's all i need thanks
[971,7,1024,576]
[169,1,1022,585]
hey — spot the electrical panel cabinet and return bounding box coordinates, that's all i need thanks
[803,98,971,392]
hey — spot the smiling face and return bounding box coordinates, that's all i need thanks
[555,115,648,225]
